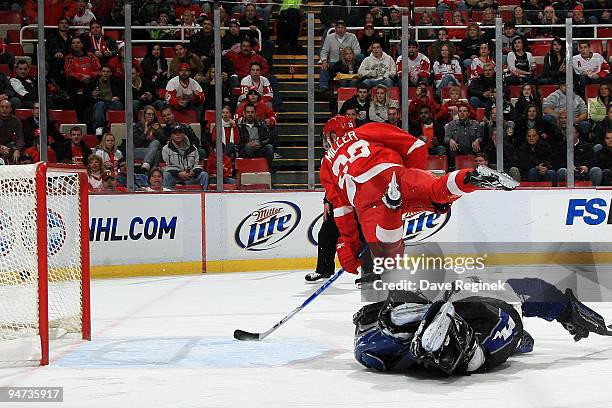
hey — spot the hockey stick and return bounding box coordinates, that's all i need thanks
[234,247,368,341]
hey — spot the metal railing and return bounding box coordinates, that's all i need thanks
[20,25,262,49]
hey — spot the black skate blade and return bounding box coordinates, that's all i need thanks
[234,329,261,341]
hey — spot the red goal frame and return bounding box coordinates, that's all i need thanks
[35,163,91,366]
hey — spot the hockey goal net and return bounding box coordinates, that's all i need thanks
[0,163,90,365]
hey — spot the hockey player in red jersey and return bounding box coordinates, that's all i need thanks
[319,115,518,275]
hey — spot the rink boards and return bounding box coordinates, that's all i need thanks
[87,189,612,277]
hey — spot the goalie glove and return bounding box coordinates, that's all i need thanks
[336,240,361,274]
[558,289,612,341]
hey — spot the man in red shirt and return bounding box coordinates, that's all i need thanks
[319,115,518,274]
[227,39,270,79]
[64,36,101,101]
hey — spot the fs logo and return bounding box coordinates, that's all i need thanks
[566,198,612,225]
[235,201,301,251]
[403,210,451,244]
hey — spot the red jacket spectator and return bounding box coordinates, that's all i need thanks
[206,150,233,179]
[107,54,141,79]
[226,40,270,78]
[436,100,475,122]
[24,0,72,25]
[24,146,57,163]
[409,86,440,121]
[64,51,101,82]
[235,91,277,126]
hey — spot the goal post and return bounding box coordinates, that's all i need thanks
[0,162,90,366]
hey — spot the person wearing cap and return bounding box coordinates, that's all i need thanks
[164,63,205,115]
[359,24,386,56]
[222,19,243,54]
[22,128,57,163]
[319,19,361,97]
[396,40,430,86]
[161,124,209,190]
[320,0,350,45]
[236,87,278,127]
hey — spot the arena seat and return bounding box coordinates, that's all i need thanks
[162,47,175,58]
[454,155,475,169]
[0,64,10,75]
[497,0,521,5]
[235,158,271,188]
[6,29,20,44]
[59,123,87,137]
[109,123,126,145]
[557,181,592,187]
[0,11,21,24]
[105,30,123,41]
[208,184,239,191]
[538,85,558,98]
[476,108,485,121]
[204,110,216,130]
[239,183,270,190]
[519,181,552,188]
[14,109,33,120]
[4,44,24,56]
[132,45,148,58]
[427,155,448,172]
[412,0,436,6]
[530,43,550,57]
[190,123,202,142]
[106,110,126,125]
[174,185,204,191]
[508,86,523,99]
[49,110,78,125]
[585,84,600,100]
[82,134,99,148]
[173,110,198,123]
[337,87,357,111]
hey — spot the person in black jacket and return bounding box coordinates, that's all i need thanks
[237,103,274,166]
[339,84,371,125]
[468,63,497,109]
[85,65,124,136]
[514,103,557,148]
[140,43,169,87]
[555,124,603,185]
[482,127,521,181]
[47,17,73,85]
[409,105,446,155]
[597,131,612,185]
[538,37,566,85]
[518,127,556,183]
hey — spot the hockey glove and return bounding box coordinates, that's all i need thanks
[558,289,612,341]
[336,241,361,274]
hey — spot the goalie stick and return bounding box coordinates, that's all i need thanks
[234,247,368,341]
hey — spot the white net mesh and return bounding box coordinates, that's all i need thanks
[0,164,84,359]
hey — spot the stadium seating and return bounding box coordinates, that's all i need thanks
[454,155,475,170]
[235,158,271,188]
[14,109,33,120]
[49,110,78,125]
[427,155,448,172]
[106,110,126,126]
[519,181,552,188]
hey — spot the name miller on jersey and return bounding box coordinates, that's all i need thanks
[324,131,359,162]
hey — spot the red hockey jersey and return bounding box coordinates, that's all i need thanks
[320,122,426,209]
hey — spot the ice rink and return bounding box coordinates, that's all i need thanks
[1,270,612,408]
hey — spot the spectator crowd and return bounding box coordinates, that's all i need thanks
[2,0,612,189]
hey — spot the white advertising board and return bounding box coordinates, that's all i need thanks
[89,193,203,268]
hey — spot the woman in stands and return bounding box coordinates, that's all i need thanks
[539,37,566,85]
[416,11,436,45]
[480,7,496,40]
[132,67,160,113]
[200,65,234,111]
[506,37,535,85]
[447,10,467,40]
[211,106,240,157]
[86,155,105,191]
[512,6,533,37]
[460,22,484,71]
[140,43,169,88]
[589,83,611,125]
[432,44,463,95]
[141,168,171,192]
[329,47,362,89]
[94,133,123,175]
[368,84,391,123]
[514,83,541,121]
[513,103,557,147]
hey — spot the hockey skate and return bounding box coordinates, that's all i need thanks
[304,271,332,283]
[465,165,519,191]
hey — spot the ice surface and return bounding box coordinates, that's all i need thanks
[1,271,611,408]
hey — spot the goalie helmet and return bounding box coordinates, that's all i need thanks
[409,301,484,375]
[322,115,355,150]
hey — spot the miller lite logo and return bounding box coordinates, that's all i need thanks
[403,210,451,244]
[235,201,301,251]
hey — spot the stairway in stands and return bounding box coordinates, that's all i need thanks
[269,2,328,189]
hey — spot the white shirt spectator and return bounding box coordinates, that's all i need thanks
[572,52,610,78]
[359,51,397,80]
[239,75,273,104]
[432,59,462,87]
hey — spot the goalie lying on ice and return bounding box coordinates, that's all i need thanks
[353,278,612,375]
